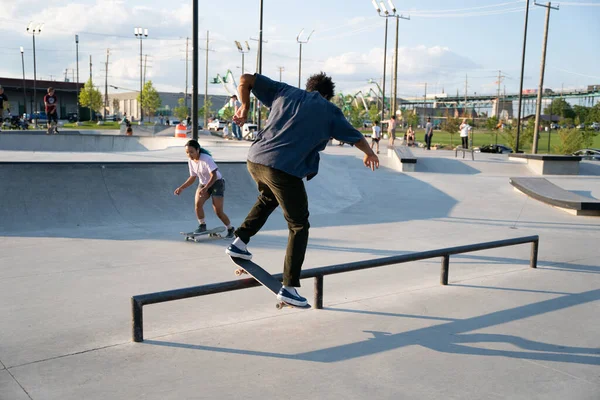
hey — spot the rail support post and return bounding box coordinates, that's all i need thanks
[441,255,450,285]
[314,275,323,309]
[132,297,144,342]
[530,239,539,268]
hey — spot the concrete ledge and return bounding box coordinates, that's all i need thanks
[509,153,581,175]
[0,133,190,152]
[509,177,600,216]
[388,145,417,172]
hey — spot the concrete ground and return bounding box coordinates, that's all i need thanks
[0,135,599,399]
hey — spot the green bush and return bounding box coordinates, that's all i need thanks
[554,128,595,155]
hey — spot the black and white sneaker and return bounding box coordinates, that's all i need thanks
[225,227,235,239]
[277,287,308,307]
[225,244,252,260]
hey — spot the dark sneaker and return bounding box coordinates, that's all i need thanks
[225,244,252,260]
[193,224,207,234]
[277,287,308,307]
[226,227,235,239]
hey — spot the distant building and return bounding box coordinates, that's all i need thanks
[106,92,230,121]
[0,77,82,118]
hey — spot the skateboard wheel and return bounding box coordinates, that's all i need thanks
[276,303,283,310]
[234,269,243,276]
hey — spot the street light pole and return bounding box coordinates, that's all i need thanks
[372,0,409,125]
[296,29,314,88]
[235,41,250,75]
[258,0,264,130]
[20,47,26,116]
[26,22,42,127]
[134,27,148,123]
[75,35,80,124]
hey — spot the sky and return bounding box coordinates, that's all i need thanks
[0,0,599,100]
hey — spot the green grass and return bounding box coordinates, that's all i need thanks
[63,121,121,129]
[361,127,600,154]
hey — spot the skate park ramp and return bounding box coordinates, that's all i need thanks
[2,143,600,400]
[0,153,458,238]
[0,132,189,152]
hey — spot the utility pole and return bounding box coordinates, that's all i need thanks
[516,0,532,153]
[277,66,284,82]
[185,37,189,109]
[495,70,505,118]
[89,55,93,120]
[391,13,410,121]
[204,31,209,134]
[104,48,110,120]
[422,83,427,127]
[532,1,559,154]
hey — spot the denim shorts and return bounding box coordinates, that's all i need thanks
[199,178,225,197]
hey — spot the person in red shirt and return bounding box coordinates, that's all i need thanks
[44,87,59,134]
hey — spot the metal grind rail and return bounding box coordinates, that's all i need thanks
[132,235,539,342]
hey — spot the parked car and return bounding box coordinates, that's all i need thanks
[572,148,600,161]
[66,112,78,122]
[207,119,226,131]
[590,122,599,131]
[475,144,513,154]
[242,123,258,139]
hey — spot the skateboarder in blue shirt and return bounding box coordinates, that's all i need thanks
[174,140,235,238]
[226,72,379,307]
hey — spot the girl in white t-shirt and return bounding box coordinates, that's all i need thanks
[174,140,235,237]
[371,121,381,154]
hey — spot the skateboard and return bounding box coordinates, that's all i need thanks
[46,121,58,135]
[180,227,225,242]
[229,256,311,310]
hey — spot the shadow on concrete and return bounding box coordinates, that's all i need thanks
[579,162,600,176]
[414,157,481,175]
[144,287,600,365]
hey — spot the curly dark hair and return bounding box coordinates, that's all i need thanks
[305,72,335,100]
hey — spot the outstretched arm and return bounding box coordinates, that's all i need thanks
[174,176,197,195]
[233,74,256,127]
[353,137,379,171]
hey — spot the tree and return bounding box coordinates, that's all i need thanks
[79,78,103,120]
[199,97,212,118]
[587,103,600,124]
[554,128,594,155]
[137,81,161,118]
[442,110,460,146]
[347,103,365,128]
[544,98,575,119]
[502,123,534,152]
[173,98,189,121]
[402,110,418,129]
[367,105,380,124]
[485,116,499,131]
[221,105,235,121]
[112,98,120,116]
[572,105,590,124]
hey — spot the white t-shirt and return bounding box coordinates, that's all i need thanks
[460,124,471,137]
[371,125,381,139]
[188,153,222,185]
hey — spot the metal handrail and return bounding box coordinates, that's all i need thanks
[131,235,539,342]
